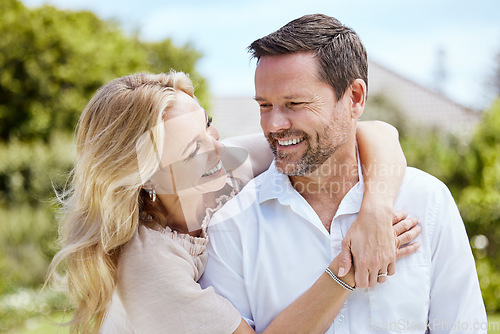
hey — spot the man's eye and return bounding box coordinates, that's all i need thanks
[289,102,304,106]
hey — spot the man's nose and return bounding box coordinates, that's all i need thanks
[262,108,291,133]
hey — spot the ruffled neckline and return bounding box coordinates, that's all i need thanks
[159,224,208,258]
[140,178,240,258]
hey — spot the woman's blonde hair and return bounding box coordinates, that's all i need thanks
[47,71,194,333]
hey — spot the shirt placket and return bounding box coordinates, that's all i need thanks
[333,302,349,334]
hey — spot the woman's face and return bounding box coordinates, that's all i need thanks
[149,91,227,196]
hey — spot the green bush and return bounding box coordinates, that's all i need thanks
[398,99,500,312]
[459,99,500,312]
[0,287,67,332]
[0,133,74,292]
[0,1,211,330]
[0,134,73,330]
[367,93,500,312]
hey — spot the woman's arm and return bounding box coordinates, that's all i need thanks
[221,133,273,178]
[224,122,407,289]
[234,212,420,334]
[357,120,406,208]
[234,257,353,334]
[338,120,407,288]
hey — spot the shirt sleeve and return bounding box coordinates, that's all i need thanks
[116,227,242,334]
[427,182,487,333]
[199,221,255,329]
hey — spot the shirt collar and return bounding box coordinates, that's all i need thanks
[258,146,365,217]
[335,148,364,218]
[258,160,296,206]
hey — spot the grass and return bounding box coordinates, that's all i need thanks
[489,314,500,334]
[7,313,69,334]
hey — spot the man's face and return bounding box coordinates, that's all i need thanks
[254,51,354,176]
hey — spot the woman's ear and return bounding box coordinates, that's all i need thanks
[350,79,367,120]
[142,181,153,191]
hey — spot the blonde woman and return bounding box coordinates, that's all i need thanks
[47,71,420,333]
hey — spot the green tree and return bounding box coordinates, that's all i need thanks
[0,0,207,141]
[460,98,500,233]
[0,1,210,329]
[458,99,500,311]
[366,92,500,312]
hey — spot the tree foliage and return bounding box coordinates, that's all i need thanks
[367,93,500,311]
[404,99,500,312]
[0,1,210,329]
[0,0,207,141]
[459,98,500,235]
[457,99,500,311]
[0,133,74,330]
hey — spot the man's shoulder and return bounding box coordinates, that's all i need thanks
[398,167,455,212]
[402,167,449,193]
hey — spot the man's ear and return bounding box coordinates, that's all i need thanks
[350,79,366,120]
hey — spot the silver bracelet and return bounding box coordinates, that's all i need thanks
[325,267,355,292]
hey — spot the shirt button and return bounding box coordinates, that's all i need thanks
[338,315,344,323]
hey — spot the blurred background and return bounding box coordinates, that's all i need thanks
[0,0,499,332]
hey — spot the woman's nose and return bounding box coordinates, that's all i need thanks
[208,123,220,141]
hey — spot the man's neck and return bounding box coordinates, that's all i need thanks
[289,142,359,232]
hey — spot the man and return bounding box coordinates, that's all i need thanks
[200,14,486,333]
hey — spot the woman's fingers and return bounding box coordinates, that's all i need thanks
[375,211,410,284]
[396,242,421,260]
[376,266,389,283]
[392,210,408,225]
[375,213,421,283]
[393,215,421,260]
[387,261,396,276]
[393,216,419,242]
[396,224,420,247]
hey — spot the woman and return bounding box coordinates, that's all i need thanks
[47,71,420,333]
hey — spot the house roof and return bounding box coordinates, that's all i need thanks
[366,60,481,136]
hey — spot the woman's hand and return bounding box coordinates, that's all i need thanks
[375,210,421,284]
[393,211,421,260]
[233,211,422,334]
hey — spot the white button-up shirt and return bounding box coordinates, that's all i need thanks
[199,161,486,333]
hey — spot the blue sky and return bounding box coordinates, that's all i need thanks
[22,0,500,109]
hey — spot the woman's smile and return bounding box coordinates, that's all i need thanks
[202,158,223,177]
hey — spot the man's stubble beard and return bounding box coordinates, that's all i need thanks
[267,121,349,176]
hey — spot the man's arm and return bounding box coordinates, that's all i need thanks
[338,120,406,288]
[427,182,486,332]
